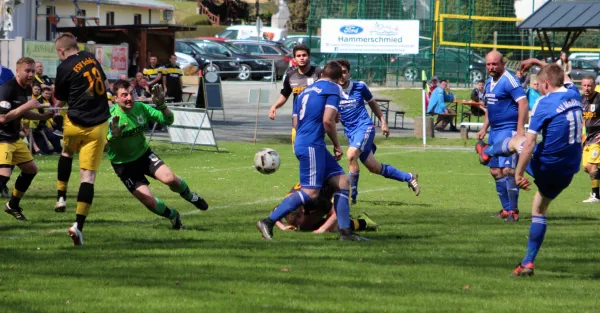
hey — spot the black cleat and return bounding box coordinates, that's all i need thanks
[408,173,420,196]
[505,210,519,223]
[169,211,184,230]
[190,192,209,211]
[4,203,27,221]
[339,228,369,241]
[256,219,274,240]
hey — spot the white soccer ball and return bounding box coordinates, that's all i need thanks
[254,148,280,174]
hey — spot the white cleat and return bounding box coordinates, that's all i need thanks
[583,193,600,203]
[68,222,84,246]
[55,197,67,213]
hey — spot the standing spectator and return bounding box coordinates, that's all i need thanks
[162,54,183,103]
[143,56,163,90]
[556,51,572,79]
[425,76,438,110]
[426,79,455,130]
[128,50,140,78]
[34,62,54,90]
[31,87,62,155]
[526,79,541,111]
[0,64,14,86]
[470,79,486,116]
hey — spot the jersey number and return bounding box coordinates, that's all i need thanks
[83,68,105,96]
[566,110,583,144]
[299,94,309,121]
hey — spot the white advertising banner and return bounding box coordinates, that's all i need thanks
[320,19,420,54]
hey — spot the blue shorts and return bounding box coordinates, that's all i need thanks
[526,162,574,200]
[488,129,518,168]
[295,145,345,189]
[347,126,376,163]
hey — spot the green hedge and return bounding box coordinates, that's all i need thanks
[176,25,227,39]
[182,15,212,26]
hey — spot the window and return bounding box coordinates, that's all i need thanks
[106,12,114,26]
[45,6,55,41]
[176,42,193,55]
[262,46,280,55]
[134,14,142,25]
[197,42,228,55]
[240,44,261,55]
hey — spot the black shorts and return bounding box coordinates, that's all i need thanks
[111,149,165,192]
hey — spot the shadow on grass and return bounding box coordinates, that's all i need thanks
[360,200,432,208]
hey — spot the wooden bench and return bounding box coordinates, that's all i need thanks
[392,111,405,129]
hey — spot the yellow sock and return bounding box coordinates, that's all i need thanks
[352,219,359,230]
[76,201,90,216]
[12,189,24,199]
[57,180,68,192]
[592,180,599,188]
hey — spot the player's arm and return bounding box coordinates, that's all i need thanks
[147,86,173,125]
[313,206,337,234]
[269,75,292,120]
[23,109,53,121]
[53,66,69,108]
[323,95,342,160]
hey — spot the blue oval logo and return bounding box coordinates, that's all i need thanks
[340,25,363,35]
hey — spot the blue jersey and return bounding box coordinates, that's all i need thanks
[485,71,526,130]
[293,79,342,147]
[0,66,14,87]
[528,83,583,175]
[339,81,374,134]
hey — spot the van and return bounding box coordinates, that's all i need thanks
[215,25,287,42]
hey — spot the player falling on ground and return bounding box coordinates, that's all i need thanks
[579,76,600,203]
[476,61,582,276]
[53,33,111,246]
[273,183,378,233]
[336,59,420,203]
[0,57,54,221]
[107,80,208,230]
[257,61,366,241]
[476,51,529,222]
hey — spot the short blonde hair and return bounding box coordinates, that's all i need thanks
[55,32,78,50]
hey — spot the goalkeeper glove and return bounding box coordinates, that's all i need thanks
[152,85,167,110]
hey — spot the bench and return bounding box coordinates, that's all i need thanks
[392,111,405,129]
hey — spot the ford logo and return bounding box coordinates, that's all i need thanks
[340,25,363,35]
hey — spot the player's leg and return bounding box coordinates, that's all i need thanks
[346,126,376,203]
[503,166,520,222]
[149,151,208,210]
[582,144,600,202]
[361,151,419,196]
[56,116,78,212]
[67,121,108,246]
[346,146,361,204]
[351,212,378,232]
[1,141,32,221]
[256,145,322,240]
[132,184,183,230]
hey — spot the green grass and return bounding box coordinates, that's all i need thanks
[376,89,474,118]
[1,141,600,312]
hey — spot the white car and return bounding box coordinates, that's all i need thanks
[176,52,198,69]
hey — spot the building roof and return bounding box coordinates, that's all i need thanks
[56,24,196,32]
[518,1,600,30]
[66,0,174,11]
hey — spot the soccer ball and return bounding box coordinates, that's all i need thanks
[254,148,280,174]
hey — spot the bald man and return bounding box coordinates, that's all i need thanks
[54,32,110,246]
[34,62,54,90]
[475,51,529,222]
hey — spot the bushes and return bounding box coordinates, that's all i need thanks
[183,15,212,26]
[176,25,227,39]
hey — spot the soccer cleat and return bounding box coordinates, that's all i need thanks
[4,203,27,221]
[55,197,67,213]
[256,219,274,240]
[475,140,491,165]
[189,192,209,211]
[357,212,378,231]
[494,209,510,219]
[408,173,420,196]
[67,222,84,246]
[169,211,184,230]
[512,262,534,277]
[505,210,519,223]
[582,193,600,203]
[340,232,369,241]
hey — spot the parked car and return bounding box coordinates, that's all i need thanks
[215,25,288,41]
[190,39,272,81]
[391,47,487,84]
[283,35,321,51]
[228,40,291,79]
[175,52,198,70]
[175,40,241,80]
[532,58,600,81]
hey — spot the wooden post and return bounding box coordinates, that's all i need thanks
[493,31,497,51]
[139,29,147,69]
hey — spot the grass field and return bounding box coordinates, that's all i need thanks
[1,140,600,313]
[377,89,474,118]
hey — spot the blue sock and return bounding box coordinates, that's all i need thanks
[380,164,412,182]
[333,189,351,230]
[269,190,313,222]
[506,176,520,212]
[484,137,512,157]
[522,216,547,265]
[348,172,359,201]
[495,177,510,211]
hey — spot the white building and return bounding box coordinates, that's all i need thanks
[8,0,174,40]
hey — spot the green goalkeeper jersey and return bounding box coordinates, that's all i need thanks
[107,101,174,164]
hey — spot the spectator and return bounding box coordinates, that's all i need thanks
[119,74,127,80]
[526,79,541,111]
[34,62,54,90]
[135,78,152,100]
[135,71,144,84]
[515,70,530,90]
[425,76,438,110]
[32,85,42,100]
[556,51,572,79]
[163,54,183,103]
[426,79,455,131]
[0,64,14,86]
[470,79,486,116]
[31,87,62,155]
[143,56,164,90]
[128,50,140,78]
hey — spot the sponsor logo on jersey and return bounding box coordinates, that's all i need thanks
[591,104,596,112]
[137,115,145,124]
[72,57,98,73]
[292,86,307,94]
[593,150,599,158]
[0,101,11,109]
